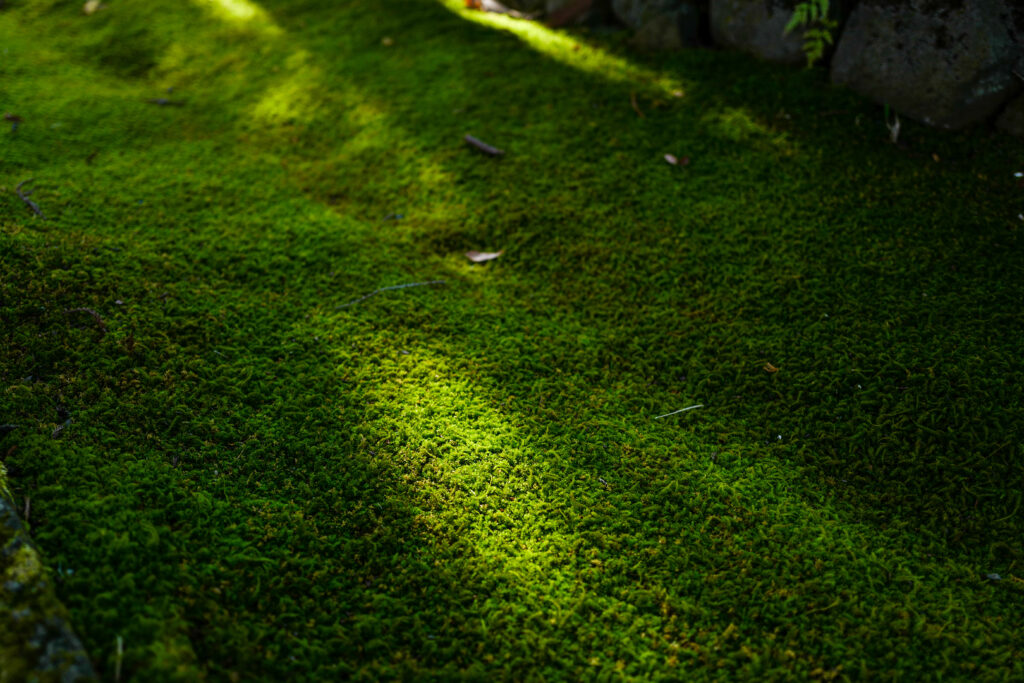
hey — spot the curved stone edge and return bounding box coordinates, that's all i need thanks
[1,461,98,683]
[710,0,806,65]
[830,0,1020,130]
[997,93,1024,136]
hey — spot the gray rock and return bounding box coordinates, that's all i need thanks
[546,0,613,27]
[546,0,578,17]
[612,0,701,50]
[831,0,1022,130]
[1,480,97,682]
[996,94,1024,136]
[710,0,805,64]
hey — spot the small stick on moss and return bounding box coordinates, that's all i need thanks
[115,636,124,683]
[24,495,30,523]
[630,91,644,118]
[146,98,185,107]
[654,404,703,419]
[337,280,445,309]
[65,307,107,336]
[464,134,504,156]
[16,179,45,219]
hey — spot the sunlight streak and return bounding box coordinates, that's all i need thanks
[440,0,686,97]
[192,0,282,34]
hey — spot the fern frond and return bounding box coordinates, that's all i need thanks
[784,9,805,34]
[787,0,836,68]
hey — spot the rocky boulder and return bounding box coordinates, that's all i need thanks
[612,0,702,50]
[709,0,805,64]
[546,0,615,27]
[1,463,97,682]
[996,94,1024,137]
[831,0,1022,130]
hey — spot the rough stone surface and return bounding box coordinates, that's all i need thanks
[546,0,614,27]
[490,0,546,14]
[710,0,805,64]
[612,0,701,50]
[996,94,1024,136]
[0,462,97,683]
[831,0,1022,130]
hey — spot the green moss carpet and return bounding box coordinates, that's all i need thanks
[1,0,1022,679]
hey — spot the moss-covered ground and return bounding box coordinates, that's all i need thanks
[2,0,1023,679]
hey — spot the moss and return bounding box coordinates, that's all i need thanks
[1,0,1022,680]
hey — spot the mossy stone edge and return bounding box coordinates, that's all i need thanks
[1,462,97,683]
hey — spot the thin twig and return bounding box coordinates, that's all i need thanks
[630,91,644,118]
[64,307,107,336]
[24,495,30,523]
[16,179,45,219]
[464,134,504,156]
[654,404,703,419]
[337,280,445,309]
[115,636,124,683]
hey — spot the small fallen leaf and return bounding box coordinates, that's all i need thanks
[664,154,678,165]
[465,250,503,263]
[671,90,684,98]
[763,362,779,373]
[931,153,940,162]
[381,36,394,46]
[83,0,102,14]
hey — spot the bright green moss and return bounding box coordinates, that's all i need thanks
[1,0,1022,680]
